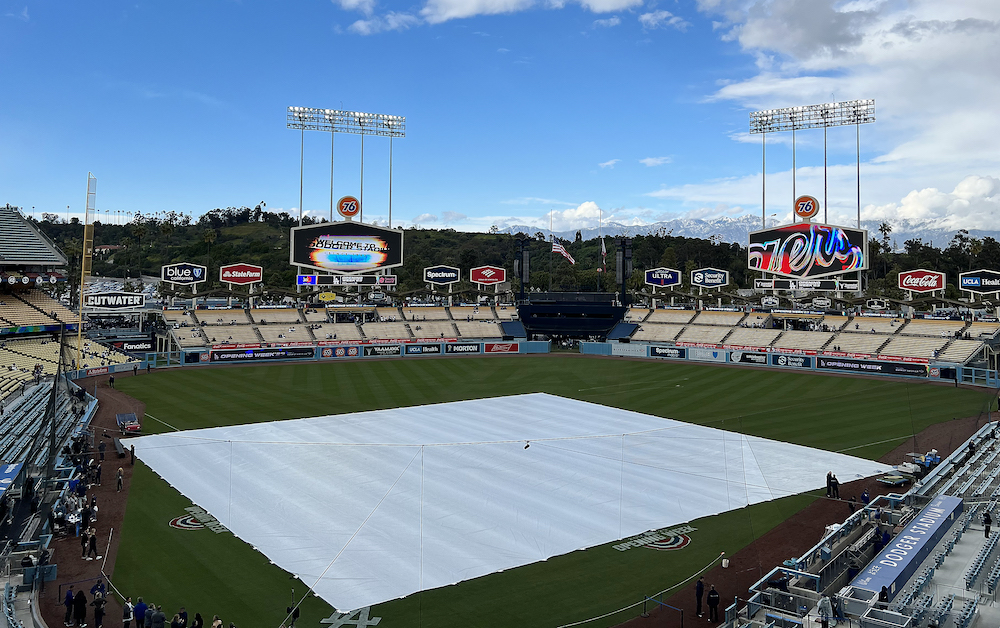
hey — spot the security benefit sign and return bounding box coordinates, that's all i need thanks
[84,292,146,311]
[290,221,403,274]
[960,269,1000,295]
[162,262,208,286]
[644,268,681,288]
[748,223,868,279]
[691,268,729,289]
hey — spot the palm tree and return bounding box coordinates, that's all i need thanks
[204,230,217,285]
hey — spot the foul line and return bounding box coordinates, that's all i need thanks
[144,413,181,432]
[836,435,911,453]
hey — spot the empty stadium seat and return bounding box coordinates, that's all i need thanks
[403,307,450,321]
[724,328,782,348]
[772,331,834,352]
[646,309,696,324]
[632,324,684,343]
[692,311,746,326]
[454,321,502,338]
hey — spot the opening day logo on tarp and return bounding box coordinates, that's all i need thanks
[169,506,228,533]
[612,525,696,552]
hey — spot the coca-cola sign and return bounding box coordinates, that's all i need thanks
[898,269,945,293]
[748,223,868,279]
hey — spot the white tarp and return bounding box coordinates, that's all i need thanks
[132,393,890,612]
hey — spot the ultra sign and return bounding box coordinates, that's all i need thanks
[644,268,681,288]
[424,265,461,285]
[162,262,208,285]
[691,268,729,288]
[959,269,1000,295]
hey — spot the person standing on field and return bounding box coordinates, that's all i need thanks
[696,576,705,617]
[707,585,721,623]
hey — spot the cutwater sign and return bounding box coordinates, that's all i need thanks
[691,268,729,289]
[162,262,208,285]
[424,265,461,285]
[644,268,681,288]
[85,292,146,311]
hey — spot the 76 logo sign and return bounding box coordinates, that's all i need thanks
[337,195,361,219]
[794,195,820,220]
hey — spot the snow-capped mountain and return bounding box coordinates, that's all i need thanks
[501,216,1000,249]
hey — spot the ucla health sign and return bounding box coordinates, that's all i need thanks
[960,269,1000,295]
[691,268,729,289]
[644,268,681,288]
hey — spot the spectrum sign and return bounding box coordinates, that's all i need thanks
[898,269,945,293]
[748,223,868,279]
[959,269,1000,295]
[424,265,461,285]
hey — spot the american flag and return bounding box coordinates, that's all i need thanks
[552,242,576,265]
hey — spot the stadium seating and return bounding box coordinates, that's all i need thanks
[197,309,251,325]
[495,305,518,319]
[454,321,503,338]
[845,316,903,334]
[251,308,302,324]
[362,322,412,341]
[771,331,834,352]
[632,324,684,343]
[879,336,947,359]
[691,311,746,326]
[822,315,850,330]
[675,325,731,344]
[162,309,194,326]
[403,307,450,321]
[311,323,364,341]
[624,308,650,322]
[451,306,495,321]
[646,309,696,324]
[969,322,1000,338]
[410,321,457,339]
[202,325,261,345]
[826,334,890,355]
[0,295,57,326]
[723,328,782,348]
[901,319,967,337]
[375,306,403,321]
[258,326,313,343]
[17,290,77,324]
[937,340,986,363]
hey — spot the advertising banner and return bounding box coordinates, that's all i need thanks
[770,354,812,368]
[111,337,155,353]
[297,274,397,286]
[755,279,860,291]
[364,345,402,357]
[649,346,686,359]
[691,268,729,289]
[644,268,682,288]
[898,269,945,293]
[162,262,208,285]
[0,463,22,497]
[688,348,727,362]
[405,344,442,355]
[748,223,868,279]
[611,343,647,357]
[730,351,768,365]
[470,266,506,285]
[320,346,362,359]
[290,221,403,274]
[84,292,146,311]
[761,296,780,308]
[220,263,263,285]
[817,356,927,377]
[484,342,519,353]
[210,347,315,362]
[445,343,481,354]
[424,265,461,285]
[959,269,1000,295]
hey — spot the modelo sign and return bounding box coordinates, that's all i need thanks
[691,268,729,288]
[289,221,403,274]
[220,263,263,285]
[644,268,681,288]
[470,266,506,285]
[960,269,1000,295]
[162,262,207,285]
[898,269,945,293]
[84,292,145,311]
[748,223,868,279]
[424,265,461,285]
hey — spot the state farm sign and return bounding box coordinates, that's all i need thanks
[898,269,945,293]
[470,266,506,285]
[220,263,263,285]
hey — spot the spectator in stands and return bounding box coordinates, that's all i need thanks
[984,511,992,538]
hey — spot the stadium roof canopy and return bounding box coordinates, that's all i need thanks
[0,206,68,266]
[133,393,890,613]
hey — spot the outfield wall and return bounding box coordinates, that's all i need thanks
[581,341,999,385]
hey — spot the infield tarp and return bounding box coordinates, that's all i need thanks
[131,393,891,612]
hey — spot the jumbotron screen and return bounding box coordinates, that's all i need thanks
[748,223,868,279]
[289,221,404,274]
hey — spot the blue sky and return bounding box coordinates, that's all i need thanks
[2,0,999,233]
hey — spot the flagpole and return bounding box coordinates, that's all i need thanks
[549,210,553,292]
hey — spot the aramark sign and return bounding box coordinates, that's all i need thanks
[162,262,208,286]
[960,269,1000,295]
[691,268,729,289]
[424,265,461,285]
[84,292,146,311]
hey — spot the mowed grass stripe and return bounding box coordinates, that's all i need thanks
[114,357,992,628]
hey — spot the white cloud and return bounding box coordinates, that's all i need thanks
[442,211,468,223]
[639,10,689,30]
[421,0,535,24]
[639,156,671,167]
[413,213,438,223]
[580,0,642,13]
[598,159,621,169]
[593,16,621,27]
[5,6,28,21]
[497,47,510,52]
[349,11,421,34]
[862,176,1000,230]
[333,0,376,16]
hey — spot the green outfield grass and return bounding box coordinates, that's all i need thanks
[113,357,993,628]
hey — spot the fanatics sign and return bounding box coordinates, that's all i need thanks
[898,269,945,293]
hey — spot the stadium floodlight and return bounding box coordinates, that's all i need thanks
[749,99,875,228]
[287,107,406,226]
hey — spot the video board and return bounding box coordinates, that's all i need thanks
[748,223,868,279]
[290,221,403,274]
